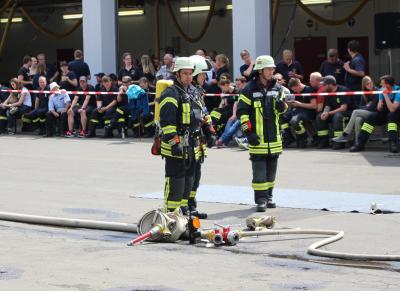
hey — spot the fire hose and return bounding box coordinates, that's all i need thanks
[0,211,137,233]
[1,210,400,261]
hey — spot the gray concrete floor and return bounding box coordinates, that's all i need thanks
[0,136,400,291]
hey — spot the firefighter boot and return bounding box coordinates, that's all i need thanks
[296,133,308,148]
[349,129,370,152]
[87,123,96,138]
[388,130,399,153]
[317,136,330,149]
[266,189,276,209]
[103,125,114,138]
[282,129,295,148]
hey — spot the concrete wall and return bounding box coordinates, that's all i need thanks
[0,0,399,83]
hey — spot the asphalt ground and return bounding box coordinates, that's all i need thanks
[1,135,400,291]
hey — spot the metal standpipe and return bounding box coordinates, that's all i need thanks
[0,211,138,233]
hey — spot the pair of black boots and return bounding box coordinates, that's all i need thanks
[256,200,276,212]
[283,132,308,148]
[350,131,399,153]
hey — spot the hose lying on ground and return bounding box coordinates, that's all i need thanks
[1,211,400,261]
[0,211,137,233]
[240,229,400,261]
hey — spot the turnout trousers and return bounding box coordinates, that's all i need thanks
[164,150,196,212]
[251,155,279,204]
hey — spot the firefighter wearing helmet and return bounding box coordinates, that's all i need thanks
[159,57,205,214]
[237,55,289,212]
[186,55,215,213]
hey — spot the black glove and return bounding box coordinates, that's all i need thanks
[246,132,260,146]
[171,144,183,156]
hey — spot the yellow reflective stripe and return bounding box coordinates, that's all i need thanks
[189,190,196,198]
[39,118,46,122]
[295,121,306,135]
[22,117,31,123]
[254,101,264,142]
[252,182,275,191]
[274,107,282,142]
[164,177,170,204]
[117,118,125,122]
[161,141,172,149]
[270,148,283,154]
[161,149,183,159]
[144,121,155,127]
[167,201,181,209]
[210,110,222,120]
[281,123,289,129]
[295,127,306,135]
[160,97,178,109]
[181,199,188,207]
[361,123,374,134]
[268,141,282,147]
[161,141,183,158]
[116,108,124,115]
[238,94,251,106]
[333,131,343,137]
[133,123,141,128]
[182,102,190,125]
[90,119,99,123]
[0,116,7,120]
[204,114,212,124]
[317,130,329,136]
[162,125,177,135]
[240,114,249,124]
[202,144,207,157]
[104,120,111,124]
[32,118,40,123]
[388,123,398,131]
[194,146,201,160]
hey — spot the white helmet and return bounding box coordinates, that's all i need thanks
[189,55,212,77]
[172,57,194,72]
[253,55,276,71]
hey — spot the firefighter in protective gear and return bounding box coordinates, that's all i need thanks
[237,55,289,212]
[187,55,213,212]
[159,57,205,213]
[315,75,351,149]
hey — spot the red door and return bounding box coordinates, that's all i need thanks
[294,37,327,83]
[337,37,369,74]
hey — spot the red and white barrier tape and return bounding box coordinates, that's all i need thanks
[204,90,400,97]
[0,89,155,95]
[1,89,399,97]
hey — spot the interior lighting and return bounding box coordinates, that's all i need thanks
[63,9,145,20]
[0,17,23,23]
[118,9,144,16]
[63,14,82,20]
[180,6,210,13]
[300,0,332,5]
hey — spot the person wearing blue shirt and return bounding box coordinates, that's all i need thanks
[68,50,91,80]
[350,75,400,153]
[275,50,304,84]
[319,49,345,85]
[44,82,71,137]
[344,40,366,108]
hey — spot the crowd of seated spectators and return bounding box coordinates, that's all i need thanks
[0,40,399,153]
